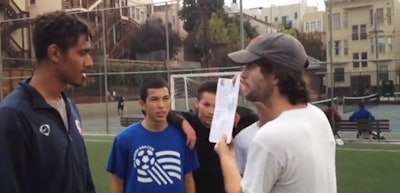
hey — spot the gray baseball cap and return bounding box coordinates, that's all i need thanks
[228,33,309,70]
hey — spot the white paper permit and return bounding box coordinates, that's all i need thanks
[209,76,241,143]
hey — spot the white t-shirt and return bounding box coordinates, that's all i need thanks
[241,104,337,193]
[234,122,260,174]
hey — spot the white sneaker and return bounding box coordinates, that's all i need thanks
[335,138,344,146]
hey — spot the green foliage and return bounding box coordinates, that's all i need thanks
[179,0,225,33]
[297,31,326,61]
[278,26,298,38]
[108,64,167,88]
[130,18,182,60]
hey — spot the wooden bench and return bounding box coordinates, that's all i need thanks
[120,116,144,127]
[336,119,390,139]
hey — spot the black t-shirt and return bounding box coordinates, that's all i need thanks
[181,111,226,193]
[116,95,124,106]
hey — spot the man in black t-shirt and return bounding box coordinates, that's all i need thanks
[173,80,258,193]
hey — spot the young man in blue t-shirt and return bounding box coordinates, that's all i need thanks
[107,77,199,193]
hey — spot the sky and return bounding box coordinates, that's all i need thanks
[226,0,326,10]
[154,0,326,11]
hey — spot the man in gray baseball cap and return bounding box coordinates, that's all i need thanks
[214,33,337,193]
[228,33,309,70]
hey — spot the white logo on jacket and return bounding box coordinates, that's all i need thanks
[39,124,51,136]
[133,145,182,185]
[75,120,83,135]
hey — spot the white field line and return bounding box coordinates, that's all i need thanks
[336,147,400,153]
[84,139,400,153]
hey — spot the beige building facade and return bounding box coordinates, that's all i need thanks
[325,0,400,97]
[261,1,318,31]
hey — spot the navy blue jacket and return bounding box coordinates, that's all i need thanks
[0,80,95,193]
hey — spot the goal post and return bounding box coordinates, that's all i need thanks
[170,71,243,111]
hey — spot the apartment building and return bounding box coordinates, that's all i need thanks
[225,2,279,35]
[325,0,400,96]
[261,0,318,31]
[303,11,325,32]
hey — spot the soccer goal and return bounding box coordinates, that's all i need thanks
[170,71,248,111]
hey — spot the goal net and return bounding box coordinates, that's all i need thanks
[170,71,251,111]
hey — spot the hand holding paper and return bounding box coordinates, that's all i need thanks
[209,76,241,143]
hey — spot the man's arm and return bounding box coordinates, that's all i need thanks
[167,111,197,149]
[214,136,243,193]
[219,155,243,193]
[0,108,29,193]
[109,175,124,193]
[184,173,196,193]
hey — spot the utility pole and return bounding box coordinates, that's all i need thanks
[239,0,244,49]
[165,2,170,81]
[371,12,383,102]
[327,0,336,129]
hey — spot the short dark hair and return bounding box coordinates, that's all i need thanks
[255,58,310,105]
[139,77,169,101]
[326,102,332,108]
[358,101,365,108]
[197,80,218,100]
[32,11,92,61]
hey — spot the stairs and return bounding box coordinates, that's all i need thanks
[108,18,139,59]
[1,0,30,59]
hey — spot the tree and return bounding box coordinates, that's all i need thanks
[278,26,299,38]
[179,0,224,33]
[297,31,326,61]
[130,18,182,60]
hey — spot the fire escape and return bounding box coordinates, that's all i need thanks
[0,0,30,60]
[62,0,139,59]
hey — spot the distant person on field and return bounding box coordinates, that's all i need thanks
[109,92,125,117]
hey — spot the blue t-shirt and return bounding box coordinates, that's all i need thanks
[107,122,199,193]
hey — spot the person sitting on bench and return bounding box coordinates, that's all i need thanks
[349,102,375,139]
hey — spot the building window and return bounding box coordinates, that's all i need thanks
[352,25,359,40]
[387,8,392,25]
[135,8,140,20]
[274,17,278,21]
[370,9,374,25]
[343,12,348,29]
[361,52,368,67]
[130,7,135,18]
[387,37,392,51]
[375,8,384,25]
[360,25,367,39]
[265,16,268,22]
[344,40,348,55]
[294,12,298,19]
[333,13,341,30]
[317,21,322,30]
[305,22,310,31]
[334,41,340,55]
[353,53,360,68]
[380,65,389,81]
[334,68,345,82]
[377,37,385,53]
[30,0,35,4]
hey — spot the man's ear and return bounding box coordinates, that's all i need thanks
[139,100,145,110]
[47,44,61,63]
[195,98,199,109]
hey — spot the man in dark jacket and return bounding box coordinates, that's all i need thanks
[0,11,95,193]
